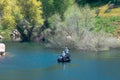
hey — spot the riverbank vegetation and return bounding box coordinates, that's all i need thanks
[0,0,120,51]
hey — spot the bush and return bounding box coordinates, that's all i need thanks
[45,4,120,51]
[94,16,120,33]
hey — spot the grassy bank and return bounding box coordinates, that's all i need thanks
[94,4,120,36]
[94,16,120,33]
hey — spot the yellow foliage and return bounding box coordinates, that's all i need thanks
[109,8,120,16]
[21,0,44,25]
[1,13,16,29]
[99,4,120,17]
[0,0,43,29]
[0,0,16,29]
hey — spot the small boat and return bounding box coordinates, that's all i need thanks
[58,57,71,62]
[57,54,71,62]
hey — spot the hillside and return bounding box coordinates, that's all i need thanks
[94,4,120,39]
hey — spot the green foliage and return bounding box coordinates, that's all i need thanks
[0,0,23,29]
[41,0,74,20]
[46,5,98,50]
[0,0,16,29]
[41,0,55,19]
[0,26,13,41]
[40,0,74,35]
[53,0,74,19]
[19,0,43,26]
[0,0,120,44]
[0,25,2,32]
[12,0,23,23]
[16,0,44,42]
[46,4,120,51]
[94,16,120,33]
[0,0,44,41]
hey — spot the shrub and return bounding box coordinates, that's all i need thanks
[45,4,120,51]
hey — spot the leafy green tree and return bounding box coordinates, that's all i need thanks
[0,0,16,29]
[39,0,55,34]
[40,0,74,35]
[17,0,44,42]
[41,0,74,19]
[46,5,97,49]
[53,0,74,20]
[41,0,55,19]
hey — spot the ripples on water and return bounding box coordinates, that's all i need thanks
[0,43,120,80]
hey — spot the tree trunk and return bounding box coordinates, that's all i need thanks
[16,25,28,42]
[27,26,34,42]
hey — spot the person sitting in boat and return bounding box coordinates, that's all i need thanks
[64,47,69,54]
[62,51,66,57]
[64,47,70,58]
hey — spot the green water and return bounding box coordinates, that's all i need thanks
[0,42,120,80]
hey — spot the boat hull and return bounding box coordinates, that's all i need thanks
[57,57,71,62]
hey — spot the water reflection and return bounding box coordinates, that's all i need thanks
[57,62,70,70]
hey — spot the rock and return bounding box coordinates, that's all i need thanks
[105,3,116,13]
[10,29,21,42]
[66,35,72,40]
[0,43,5,52]
[108,4,115,9]
[0,43,6,56]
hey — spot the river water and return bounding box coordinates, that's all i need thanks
[0,42,120,80]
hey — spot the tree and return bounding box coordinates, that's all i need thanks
[40,0,74,35]
[0,0,16,29]
[41,0,74,20]
[53,0,74,20]
[17,0,44,42]
[46,5,96,49]
[40,0,55,19]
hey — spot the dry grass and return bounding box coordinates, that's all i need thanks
[99,5,120,17]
